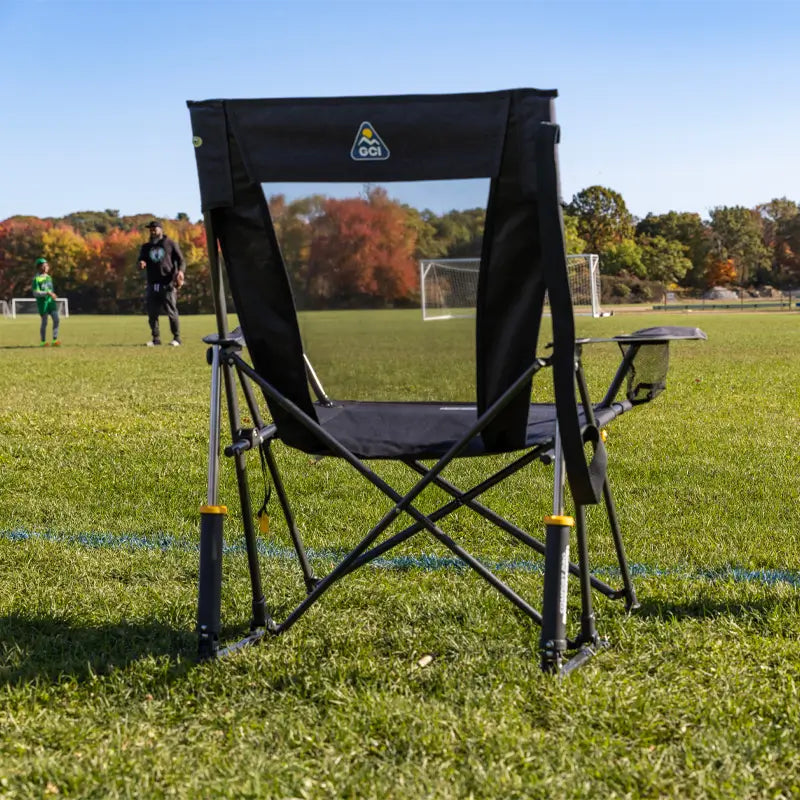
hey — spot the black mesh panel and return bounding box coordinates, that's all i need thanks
[625,343,670,405]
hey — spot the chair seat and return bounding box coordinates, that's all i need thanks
[312,400,628,460]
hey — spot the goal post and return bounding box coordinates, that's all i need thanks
[566,253,604,318]
[419,254,607,320]
[419,259,479,320]
[11,297,70,319]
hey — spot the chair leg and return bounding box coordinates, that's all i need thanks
[197,506,225,659]
[544,507,611,677]
[263,443,318,593]
[540,514,573,672]
[603,478,639,611]
[574,505,598,646]
[215,353,273,632]
[540,426,570,672]
[198,344,225,659]
[231,451,271,630]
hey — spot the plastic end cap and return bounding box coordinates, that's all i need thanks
[200,505,228,515]
[544,514,575,527]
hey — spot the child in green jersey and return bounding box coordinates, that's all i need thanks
[31,258,61,346]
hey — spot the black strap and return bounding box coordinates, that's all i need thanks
[535,122,606,505]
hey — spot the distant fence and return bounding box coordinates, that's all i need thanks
[653,298,800,312]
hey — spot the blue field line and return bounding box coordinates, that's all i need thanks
[3,528,800,589]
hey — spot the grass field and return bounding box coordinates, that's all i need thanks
[1,310,800,799]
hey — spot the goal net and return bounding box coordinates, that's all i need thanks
[420,254,606,320]
[11,297,70,319]
[565,253,603,317]
[419,259,479,320]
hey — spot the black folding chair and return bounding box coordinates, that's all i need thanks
[186,89,705,675]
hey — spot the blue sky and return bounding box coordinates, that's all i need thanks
[1,0,799,222]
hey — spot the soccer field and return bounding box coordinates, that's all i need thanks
[1,311,800,798]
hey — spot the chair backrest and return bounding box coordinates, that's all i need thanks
[187,90,593,497]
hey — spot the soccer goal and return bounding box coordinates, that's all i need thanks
[0,300,10,319]
[420,254,607,320]
[419,259,479,320]
[11,297,70,319]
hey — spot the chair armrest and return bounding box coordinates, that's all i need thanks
[577,326,707,346]
[202,325,246,348]
[592,326,706,408]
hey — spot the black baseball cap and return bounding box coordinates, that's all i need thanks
[145,220,162,229]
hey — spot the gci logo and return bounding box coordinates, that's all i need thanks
[350,122,390,161]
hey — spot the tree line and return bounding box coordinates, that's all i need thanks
[1,186,798,313]
[568,187,800,301]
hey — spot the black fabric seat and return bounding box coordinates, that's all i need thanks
[313,401,629,460]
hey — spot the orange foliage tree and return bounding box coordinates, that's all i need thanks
[306,188,418,308]
[168,219,211,312]
[83,228,143,311]
[704,256,738,287]
[0,217,53,300]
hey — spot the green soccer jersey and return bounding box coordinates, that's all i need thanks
[32,273,56,314]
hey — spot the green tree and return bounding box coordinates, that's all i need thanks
[269,193,326,306]
[563,211,588,255]
[636,211,710,287]
[773,215,800,285]
[407,208,446,260]
[708,206,771,285]
[433,208,485,258]
[601,238,645,278]
[59,210,128,235]
[639,235,692,283]
[567,186,634,253]
[756,197,800,285]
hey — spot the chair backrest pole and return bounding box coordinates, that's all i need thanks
[206,344,223,506]
[204,213,230,340]
[552,426,566,516]
[304,353,332,406]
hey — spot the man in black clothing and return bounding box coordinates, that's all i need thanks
[137,220,186,346]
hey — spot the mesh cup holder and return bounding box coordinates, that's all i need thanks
[625,342,669,404]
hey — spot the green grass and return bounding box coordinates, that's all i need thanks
[1,310,800,798]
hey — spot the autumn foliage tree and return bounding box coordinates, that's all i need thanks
[704,256,738,287]
[0,217,51,299]
[83,228,144,311]
[305,188,418,309]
